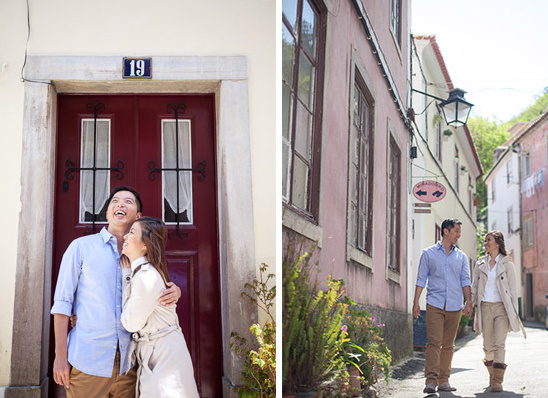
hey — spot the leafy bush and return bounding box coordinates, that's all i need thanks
[343,305,392,389]
[282,251,348,395]
[231,263,276,397]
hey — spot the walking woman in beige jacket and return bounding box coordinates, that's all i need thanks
[471,231,526,392]
[121,217,199,397]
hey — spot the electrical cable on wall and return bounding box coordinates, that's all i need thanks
[20,0,52,86]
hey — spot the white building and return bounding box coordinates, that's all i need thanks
[408,36,483,321]
[483,124,524,316]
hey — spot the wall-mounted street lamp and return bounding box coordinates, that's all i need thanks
[411,88,474,127]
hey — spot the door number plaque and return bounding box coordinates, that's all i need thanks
[123,58,152,79]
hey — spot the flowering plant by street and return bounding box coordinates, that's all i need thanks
[344,303,392,388]
[340,324,365,371]
[231,263,276,397]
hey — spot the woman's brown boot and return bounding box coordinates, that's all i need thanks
[483,359,493,387]
[491,363,507,392]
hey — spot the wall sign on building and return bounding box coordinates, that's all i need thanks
[123,57,152,79]
[413,180,447,202]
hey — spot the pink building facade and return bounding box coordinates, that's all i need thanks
[514,113,548,320]
[282,0,413,359]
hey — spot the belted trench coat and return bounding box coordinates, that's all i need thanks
[121,258,200,397]
[471,254,526,338]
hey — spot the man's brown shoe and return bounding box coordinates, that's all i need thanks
[423,383,437,394]
[438,382,456,391]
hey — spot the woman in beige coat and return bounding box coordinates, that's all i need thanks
[471,231,526,392]
[121,217,199,397]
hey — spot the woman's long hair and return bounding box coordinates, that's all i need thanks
[486,230,508,256]
[135,217,171,283]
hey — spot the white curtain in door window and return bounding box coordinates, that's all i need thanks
[80,119,110,222]
[163,120,192,222]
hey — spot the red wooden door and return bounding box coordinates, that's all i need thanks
[49,94,222,397]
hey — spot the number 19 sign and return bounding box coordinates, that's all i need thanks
[123,58,152,79]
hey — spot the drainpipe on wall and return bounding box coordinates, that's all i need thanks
[516,143,525,318]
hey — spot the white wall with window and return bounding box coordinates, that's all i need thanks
[484,147,523,310]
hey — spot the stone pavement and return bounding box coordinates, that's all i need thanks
[375,322,548,398]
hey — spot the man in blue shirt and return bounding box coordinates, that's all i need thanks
[413,218,473,394]
[51,186,181,397]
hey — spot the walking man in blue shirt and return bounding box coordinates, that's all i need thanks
[413,218,473,394]
[51,186,181,397]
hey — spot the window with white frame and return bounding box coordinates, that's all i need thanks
[506,160,512,185]
[79,119,111,223]
[162,119,193,224]
[524,215,534,248]
[491,179,496,202]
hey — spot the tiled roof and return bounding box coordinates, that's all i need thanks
[414,35,454,90]
[512,112,548,144]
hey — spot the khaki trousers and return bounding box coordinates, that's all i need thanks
[66,348,138,398]
[425,304,462,385]
[481,301,509,364]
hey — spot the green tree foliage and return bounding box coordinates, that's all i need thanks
[468,117,510,177]
[509,89,548,124]
[468,117,509,217]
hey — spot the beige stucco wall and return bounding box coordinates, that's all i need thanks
[0,0,275,388]
[0,1,25,386]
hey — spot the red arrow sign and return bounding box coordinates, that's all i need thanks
[413,180,446,202]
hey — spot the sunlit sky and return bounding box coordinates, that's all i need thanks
[412,0,548,123]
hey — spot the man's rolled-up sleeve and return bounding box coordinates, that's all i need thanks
[416,250,429,288]
[51,240,82,316]
[460,254,471,288]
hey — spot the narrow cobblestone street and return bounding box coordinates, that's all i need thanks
[376,322,548,398]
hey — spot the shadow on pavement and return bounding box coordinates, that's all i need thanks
[472,392,525,398]
[454,330,478,350]
[391,352,425,380]
[432,390,525,398]
[391,355,472,380]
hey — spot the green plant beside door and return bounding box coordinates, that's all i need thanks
[231,263,276,398]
